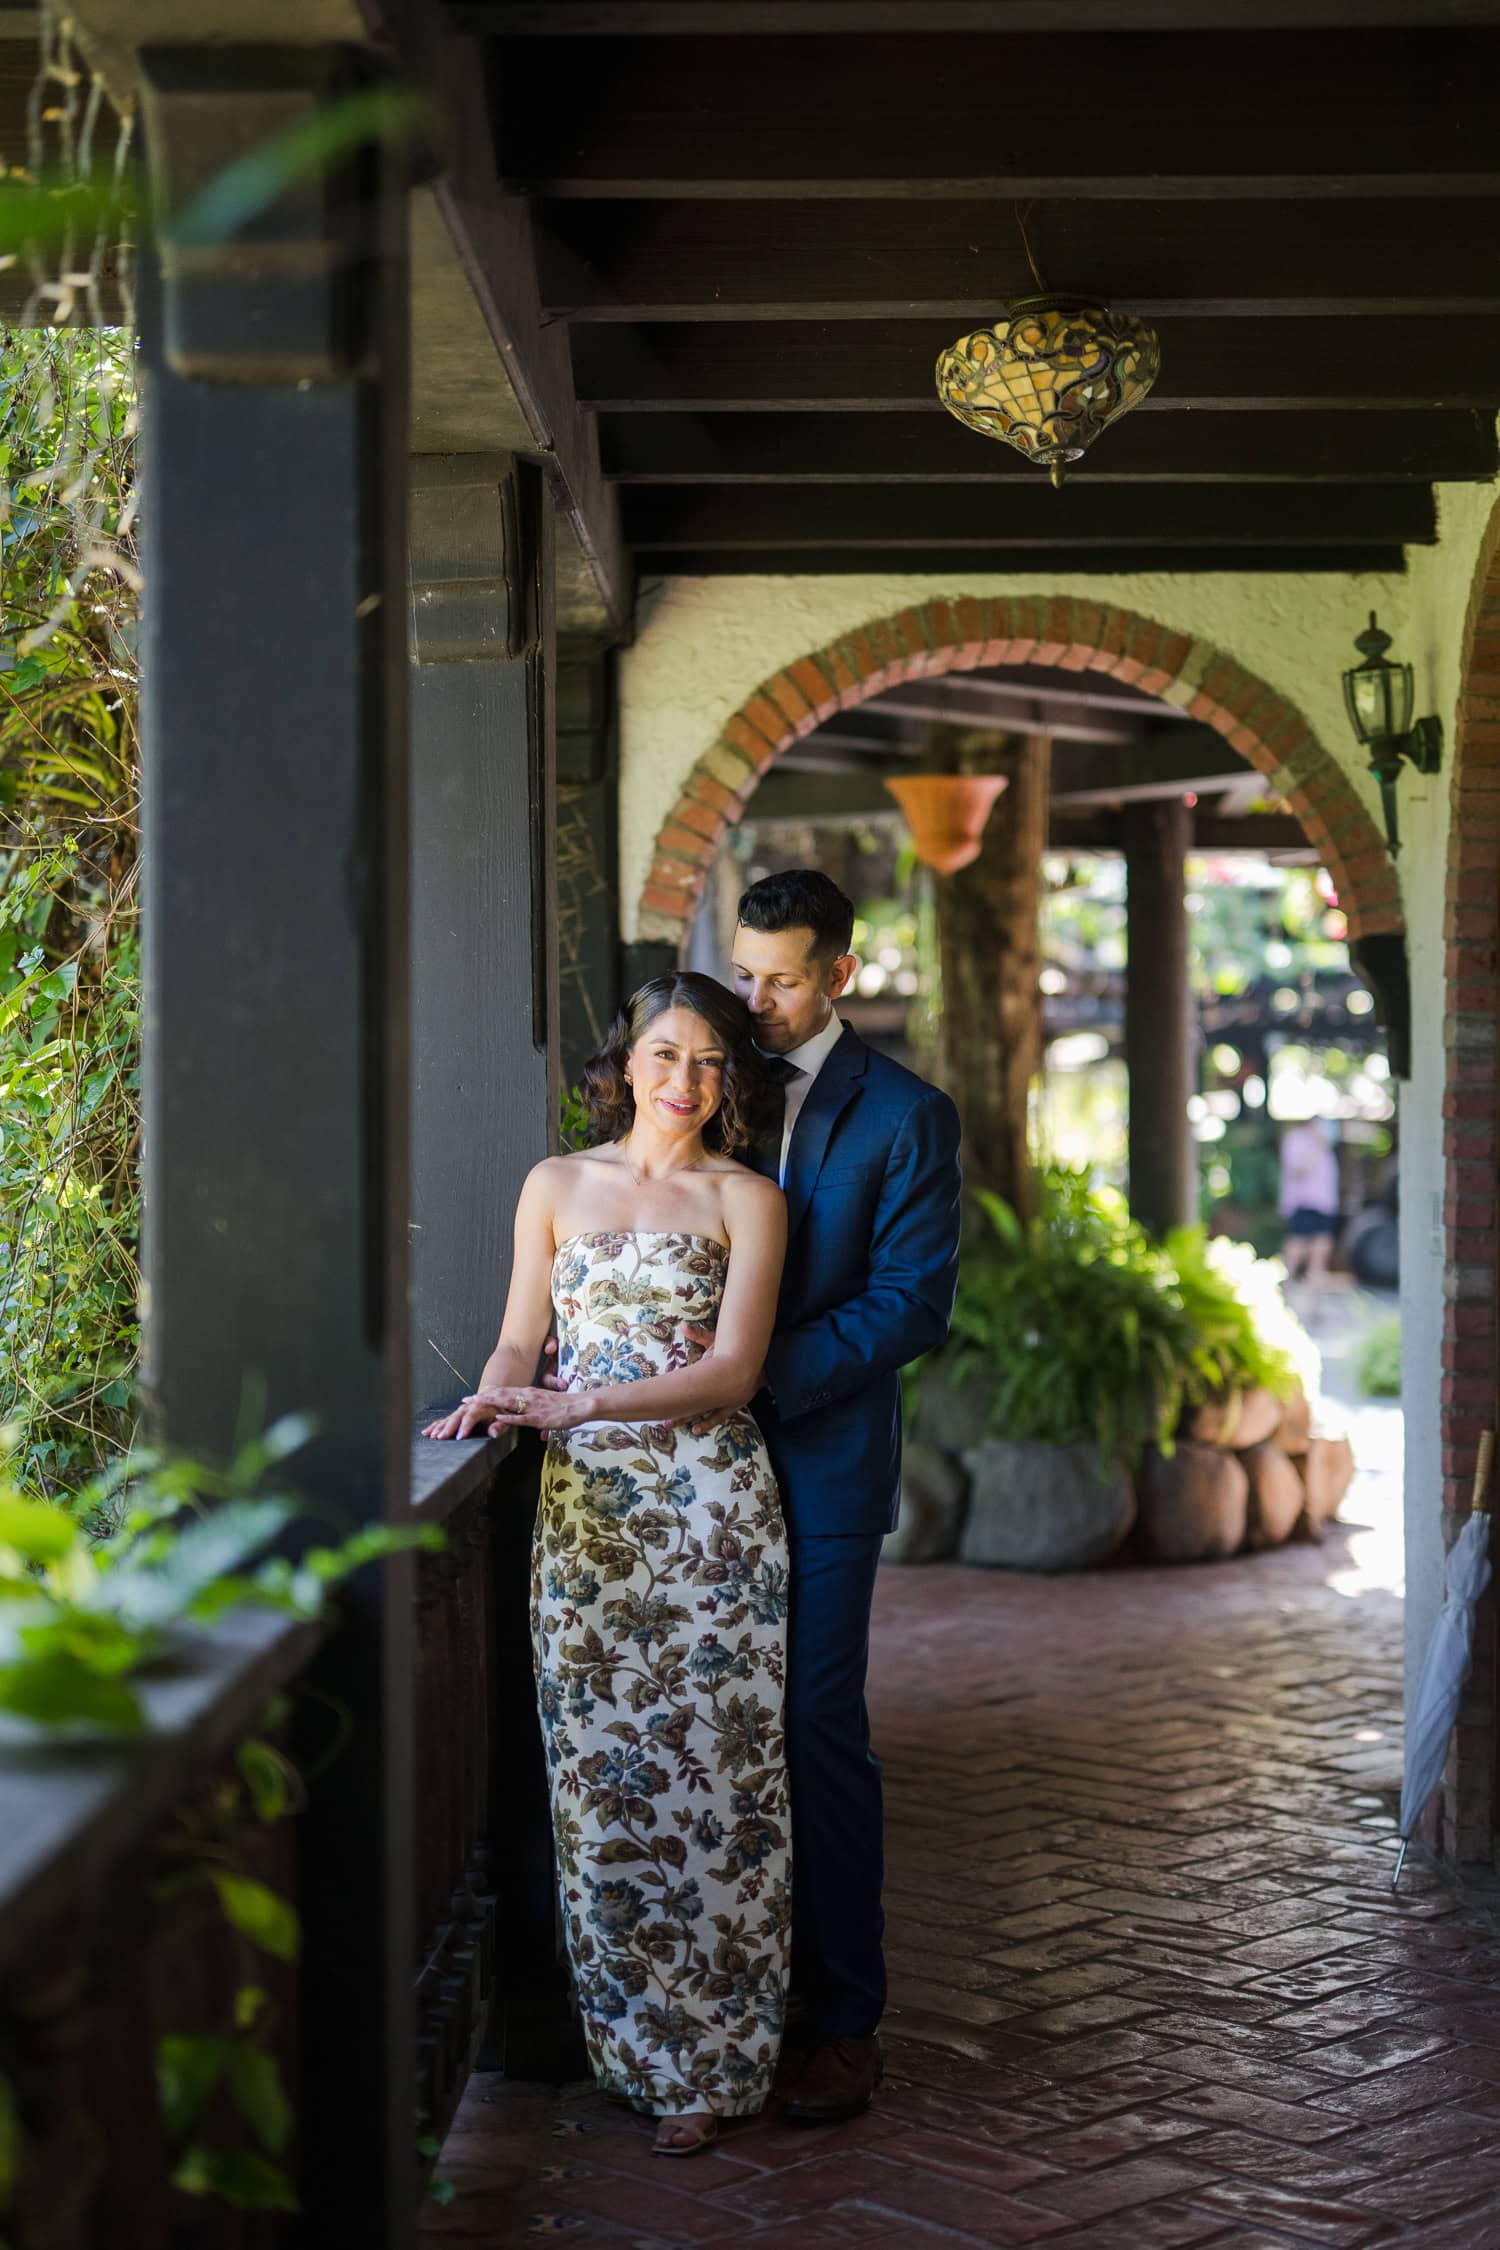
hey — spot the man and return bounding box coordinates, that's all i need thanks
[728,869,962,2124]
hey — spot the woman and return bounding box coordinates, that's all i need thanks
[424,974,788,2157]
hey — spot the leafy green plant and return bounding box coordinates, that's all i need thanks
[0,1411,444,2216]
[0,77,425,270]
[0,56,432,1506]
[933,1167,1304,1470]
[1164,1227,1310,1403]
[0,327,141,1504]
[1357,1313,1401,1399]
[0,1413,443,1735]
[559,1079,591,1151]
[154,1707,305,2213]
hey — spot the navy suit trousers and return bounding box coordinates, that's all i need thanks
[786,1531,887,2040]
[753,1026,961,2042]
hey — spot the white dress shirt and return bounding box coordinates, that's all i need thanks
[773,1011,845,1186]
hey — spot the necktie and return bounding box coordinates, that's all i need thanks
[773,1057,808,1186]
[752,1054,801,1180]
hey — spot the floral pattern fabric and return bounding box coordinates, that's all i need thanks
[532,1229,791,2115]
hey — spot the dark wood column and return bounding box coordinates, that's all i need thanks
[931,726,1051,1221]
[408,456,558,1414]
[556,637,622,1091]
[137,53,416,2241]
[1124,796,1198,1235]
[408,462,583,2082]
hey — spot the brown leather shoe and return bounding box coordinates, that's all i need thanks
[782,2036,883,2124]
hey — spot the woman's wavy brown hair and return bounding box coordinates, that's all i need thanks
[580,973,780,1159]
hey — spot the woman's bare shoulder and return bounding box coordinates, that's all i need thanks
[523,1150,610,1202]
[540,1146,620,1177]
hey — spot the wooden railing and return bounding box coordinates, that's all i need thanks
[412,1429,582,2161]
[0,1434,574,2246]
[412,1435,505,2158]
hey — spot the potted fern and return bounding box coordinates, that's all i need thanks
[910,1169,1307,1571]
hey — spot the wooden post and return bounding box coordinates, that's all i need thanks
[408,456,558,1414]
[555,636,622,1090]
[930,725,1051,1221]
[408,460,580,2084]
[1124,796,1198,1235]
[137,53,417,2240]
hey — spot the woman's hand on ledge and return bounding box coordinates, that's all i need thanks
[420,1384,573,1440]
[421,1397,497,1440]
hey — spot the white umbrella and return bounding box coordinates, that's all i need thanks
[1394,1430,1494,1889]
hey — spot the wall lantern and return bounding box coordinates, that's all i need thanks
[883,773,1008,874]
[1340,611,1442,857]
[935,295,1160,488]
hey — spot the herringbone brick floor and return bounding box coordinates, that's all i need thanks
[427,1497,1500,2248]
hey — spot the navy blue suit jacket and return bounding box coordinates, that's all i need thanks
[752,1024,962,1539]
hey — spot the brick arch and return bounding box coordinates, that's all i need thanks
[1437,493,1500,1862]
[637,593,1403,951]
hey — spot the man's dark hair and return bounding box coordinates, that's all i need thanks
[737,869,854,963]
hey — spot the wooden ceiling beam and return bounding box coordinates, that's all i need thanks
[421,31,631,630]
[778,726,916,763]
[596,408,1497,486]
[785,694,1179,751]
[1052,811,1316,853]
[538,198,1500,322]
[1049,733,1253,801]
[490,31,1500,199]
[573,317,1500,412]
[472,5,1500,32]
[869,696,1142,747]
[865,671,1191,723]
[741,773,1310,853]
[623,483,1436,550]
[640,545,1406,575]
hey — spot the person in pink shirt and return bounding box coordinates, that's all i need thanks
[1279,1116,1342,1297]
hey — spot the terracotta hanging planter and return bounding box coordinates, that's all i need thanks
[884,773,1009,874]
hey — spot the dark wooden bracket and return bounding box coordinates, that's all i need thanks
[138,43,394,383]
[1349,930,1412,1081]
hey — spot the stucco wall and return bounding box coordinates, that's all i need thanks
[620,565,1417,946]
[617,483,1500,1698]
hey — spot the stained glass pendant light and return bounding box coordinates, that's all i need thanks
[936,294,1161,487]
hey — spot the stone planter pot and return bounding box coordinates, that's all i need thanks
[1240,1442,1305,1550]
[1274,1386,1312,1459]
[1297,1432,1357,1536]
[912,1362,997,1457]
[884,1443,970,1564]
[957,1439,1135,1573]
[1137,1442,1249,1562]
[1185,1386,1283,1450]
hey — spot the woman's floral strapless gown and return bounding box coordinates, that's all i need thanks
[532,1229,791,2116]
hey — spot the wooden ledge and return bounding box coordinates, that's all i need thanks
[0,1608,321,1982]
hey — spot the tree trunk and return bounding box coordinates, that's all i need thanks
[931,725,1051,1221]
[1123,795,1197,1235]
